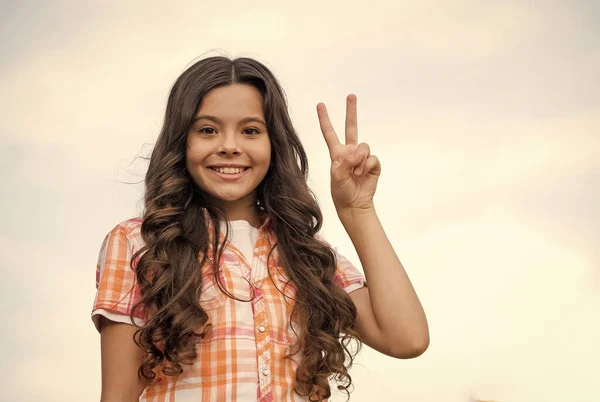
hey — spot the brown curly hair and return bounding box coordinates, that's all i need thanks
[129,55,362,400]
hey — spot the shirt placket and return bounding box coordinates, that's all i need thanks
[252,287,273,401]
[252,230,274,401]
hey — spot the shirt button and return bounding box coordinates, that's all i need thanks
[258,325,266,333]
[262,368,269,376]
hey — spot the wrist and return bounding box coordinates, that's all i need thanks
[336,206,377,223]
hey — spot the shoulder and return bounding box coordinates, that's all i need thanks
[113,217,143,236]
[101,217,145,252]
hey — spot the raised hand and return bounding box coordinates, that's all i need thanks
[317,94,381,215]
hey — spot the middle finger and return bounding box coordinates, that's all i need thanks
[345,94,358,145]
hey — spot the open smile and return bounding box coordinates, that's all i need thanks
[208,166,250,181]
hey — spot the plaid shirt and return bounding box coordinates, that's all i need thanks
[92,214,366,401]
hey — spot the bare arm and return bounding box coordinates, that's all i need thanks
[99,317,146,402]
[343,209,429,358]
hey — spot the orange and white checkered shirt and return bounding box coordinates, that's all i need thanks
[92,216,366,401]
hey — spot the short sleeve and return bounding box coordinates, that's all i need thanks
[332,246,367,294]
[316,234,367,294]
[91,224,145,332]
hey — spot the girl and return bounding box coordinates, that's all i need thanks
[92,56,429,402]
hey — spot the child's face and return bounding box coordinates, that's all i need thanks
[186,83,271,210]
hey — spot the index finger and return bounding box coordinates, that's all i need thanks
[317,102,340,155]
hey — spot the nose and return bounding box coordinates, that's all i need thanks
[218,132,241,155]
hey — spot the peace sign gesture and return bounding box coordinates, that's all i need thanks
[317,94,381,215]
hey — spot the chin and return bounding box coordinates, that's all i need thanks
[210,192,253,203]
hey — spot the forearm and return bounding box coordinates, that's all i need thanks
[338,207,429,347]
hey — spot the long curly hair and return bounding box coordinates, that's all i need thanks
[129,55,362,400]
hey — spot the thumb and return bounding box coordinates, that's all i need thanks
[332,151,364,182]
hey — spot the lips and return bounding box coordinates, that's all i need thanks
[207,166,250,182]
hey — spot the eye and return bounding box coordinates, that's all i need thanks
[244,128,260,136]
[198,127,216,135]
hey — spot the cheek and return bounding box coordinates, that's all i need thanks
[185,150,197,173]
[186,139,208,164]
[260,142,272,167]
[263,149,272,167]
[185,139,195,161]
[185,148,207,183]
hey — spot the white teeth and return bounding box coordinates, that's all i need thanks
[213,167,246,174]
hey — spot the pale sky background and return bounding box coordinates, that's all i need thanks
[1,1,598,401]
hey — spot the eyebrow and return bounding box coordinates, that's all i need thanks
[193,115,267,126]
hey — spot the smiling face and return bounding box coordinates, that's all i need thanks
[186,83,271,221]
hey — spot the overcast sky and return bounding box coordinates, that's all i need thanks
[1,1,598,401]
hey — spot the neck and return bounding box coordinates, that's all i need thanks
[215,197,262,229]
